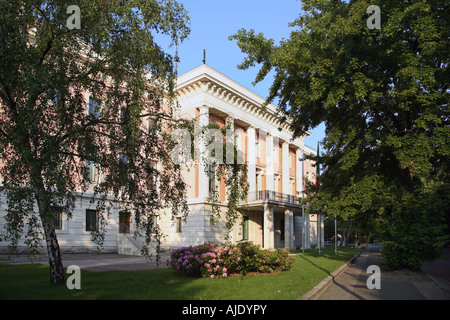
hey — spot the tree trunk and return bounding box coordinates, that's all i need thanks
[33,174,66,284]
[43,221,65,284]
[346,221,352,246]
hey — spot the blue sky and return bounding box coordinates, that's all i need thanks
[169,0,325,151]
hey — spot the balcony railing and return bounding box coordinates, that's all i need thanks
[248,190,299,205]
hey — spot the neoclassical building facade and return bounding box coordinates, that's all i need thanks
[0,64,323,254]
[160,64,323,251]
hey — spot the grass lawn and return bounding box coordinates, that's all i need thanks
[0,246,360,300]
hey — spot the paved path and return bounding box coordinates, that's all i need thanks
[0,252,172,272]
[316,245,450,300]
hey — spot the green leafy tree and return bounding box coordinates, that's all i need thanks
[170,119,249,243]
[0,0,190,284]
[230,0,449,268]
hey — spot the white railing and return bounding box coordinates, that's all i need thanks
[248,190,298,205]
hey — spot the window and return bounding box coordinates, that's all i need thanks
[86,160,99,183]
[88,97,100,117]
[86,209,98,231]
[280,219,285,241]
[256,172,262,193]
[175,217,182,233]
[234,133,245,164]
[242,216,249,240]
[52,206,63,230]
[147,160,158,189]
[290,179,296,195]
[120,106,129,124]
[148,117,155,132]
[208,164,216,195]
[256,140,260,158]
[119,154,129,185]
[49,90,58,105]
[234,133,241,151]
[119,153,128,164]
[274,175,280,192]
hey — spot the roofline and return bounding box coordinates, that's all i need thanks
[177,64,311,137]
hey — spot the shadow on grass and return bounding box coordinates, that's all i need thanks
[295,254,332,277]
[0,264,208,300]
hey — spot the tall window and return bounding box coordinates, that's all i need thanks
[242,216,249,240]
[88,97,100,117]
[49,90,58,105]
[234,133,241,151]
[86,160,99,183]
[86,209,98,231]
[274,175,280,193]
[52,206,63,230]
[148,117,155,132]
[119,154,129,185]
[147,160,158,190]
[208,164,216,195]
[175,217,182,233]
[256,139,261,158]
[256,172,262,193]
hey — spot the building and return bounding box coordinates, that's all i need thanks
[0,64,324,254]
[160,64,323,251]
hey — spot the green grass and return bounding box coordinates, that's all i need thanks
[0,246,360,300]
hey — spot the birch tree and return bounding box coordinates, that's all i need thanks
[0,0,190,284]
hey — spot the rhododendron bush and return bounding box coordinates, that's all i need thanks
[168,242,294,278]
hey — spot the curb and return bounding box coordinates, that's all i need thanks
[298,249,363,300]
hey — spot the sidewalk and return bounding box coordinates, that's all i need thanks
[313,244,450,300]
[0,252,172,272]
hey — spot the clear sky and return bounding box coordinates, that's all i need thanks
[168,0,325,151]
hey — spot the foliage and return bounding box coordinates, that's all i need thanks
[230,0,449,270]
[168,242,295,278]
[0,0,190,283]
[170,118,249,241]
[203,122,248,239]
[381,183,449,271]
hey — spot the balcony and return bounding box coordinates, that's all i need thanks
[247,190,300,206]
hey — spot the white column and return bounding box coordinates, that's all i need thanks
[247,126,256,197]
[225,116,235,202]
[284,209,294,250]
[198,105,209,201]
[296,148,303,198]
[265,133,274,191]
[263,203,274,249]
[282,142,290,195]
[319,215,324,248]
[225,116,235,165]
[306,214,311,249]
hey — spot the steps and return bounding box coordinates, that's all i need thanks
[116,234,144,256]
[116,233,169,256]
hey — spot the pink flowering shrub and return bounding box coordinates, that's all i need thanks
[167,242,212,277]
[168,241,295,279]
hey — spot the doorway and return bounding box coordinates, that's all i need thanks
[119,211,131,234]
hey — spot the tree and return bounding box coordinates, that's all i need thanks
[0,0,190,284]
[230,0,449,268]
[170,119,249,243]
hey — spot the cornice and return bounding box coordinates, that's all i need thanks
[176,71,290,132]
